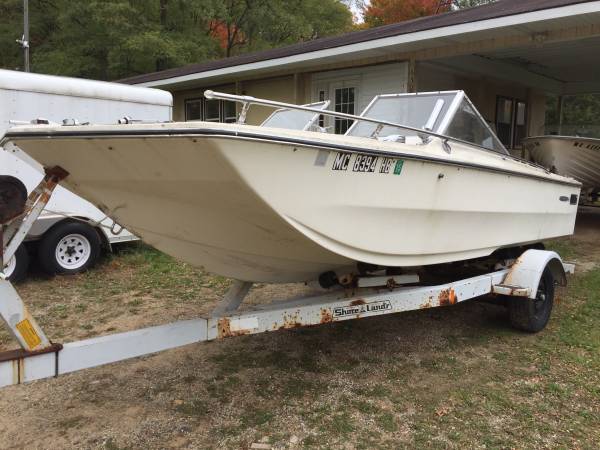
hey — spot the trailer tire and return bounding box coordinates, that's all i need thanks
[38,221,101,275]
[508,267,555,333]
[3,244,29,283]
[0,175,27,222]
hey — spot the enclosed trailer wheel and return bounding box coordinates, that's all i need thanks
[3,244,29,282]
[38,221,102,275]
[508,267,555,332]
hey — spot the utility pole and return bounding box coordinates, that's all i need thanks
[16,0,30,72]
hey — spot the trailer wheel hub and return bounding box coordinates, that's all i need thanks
[55,233,92,270]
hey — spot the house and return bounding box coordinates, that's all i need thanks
[120,0,600,155]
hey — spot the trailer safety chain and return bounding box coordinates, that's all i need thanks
[42,209,126,235]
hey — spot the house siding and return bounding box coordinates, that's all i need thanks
[311,62,409,114]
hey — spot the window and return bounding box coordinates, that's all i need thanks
[334,87,355,134]
[185,99,202,121]
[446,99,506,153]
[495,96,528,149]
[513,100,527,147]
[185,98,237,123]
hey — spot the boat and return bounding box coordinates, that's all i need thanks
[523,135,600,202]
[1,90,581,284]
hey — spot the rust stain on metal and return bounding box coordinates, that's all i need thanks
[0,343,63,363]
[217,317,251,338]
[279,311,303,330]
[420,296,434,309]
[438,288,457,306]
[386,278,397,290]
[320,308,333,323]
[350,299,366,306]
[44,166,70,181]
[503,256,524,285]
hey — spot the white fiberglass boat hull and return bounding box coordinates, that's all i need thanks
[4,122,580,283]
[524,135,600,197]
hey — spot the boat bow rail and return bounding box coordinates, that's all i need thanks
[0,174,574,387]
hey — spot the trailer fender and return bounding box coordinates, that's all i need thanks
[503,249,567,299]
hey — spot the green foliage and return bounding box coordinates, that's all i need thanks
[0,0,352,80]
[453,0,495,8]
[546,93,600,137]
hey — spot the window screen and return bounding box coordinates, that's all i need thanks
[334,87,355,134]
[185,99,202,121]
[184,98,238,123]
[496,97,513,146]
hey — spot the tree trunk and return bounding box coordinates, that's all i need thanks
[157,0,168,71]
[160,0,168,27]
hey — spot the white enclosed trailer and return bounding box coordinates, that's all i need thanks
[0,69,173,281]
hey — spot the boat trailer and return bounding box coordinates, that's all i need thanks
[0,170,574,388]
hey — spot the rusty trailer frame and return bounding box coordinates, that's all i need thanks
[0,174,574,388]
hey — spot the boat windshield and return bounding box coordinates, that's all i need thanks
[345,91,507,154]
[261,100,329,131]
[445,98,506,153]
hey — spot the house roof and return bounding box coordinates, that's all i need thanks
[119,0,596,87]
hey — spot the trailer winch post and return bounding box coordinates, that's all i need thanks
[2,167,67,265]
[0,167,68,355]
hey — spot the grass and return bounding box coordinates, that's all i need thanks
[197,259,600,448]
[3,240,600,449]
[544,237,580,260]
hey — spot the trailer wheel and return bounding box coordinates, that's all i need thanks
[38,221,101,275]
[508,267,555,332]
[3,244,29,282]
[0,175,27,222]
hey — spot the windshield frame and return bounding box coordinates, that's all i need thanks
[345,90,509,155]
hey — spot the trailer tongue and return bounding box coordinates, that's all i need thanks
[0,172,574,388]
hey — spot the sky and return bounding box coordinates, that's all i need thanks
[345,0,367,23]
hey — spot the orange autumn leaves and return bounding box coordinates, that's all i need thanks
[362,0,450,27]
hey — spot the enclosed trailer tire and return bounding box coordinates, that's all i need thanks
[3,244,29,283]
[508,267,555,333]
[38,221,102,275]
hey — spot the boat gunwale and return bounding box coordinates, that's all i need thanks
[524,135,600,143]
[2,128,582,189]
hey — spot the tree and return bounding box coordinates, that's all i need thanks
[0,0,353,79]
[362,0,444,27]
[453,0,495,8]
[546,93,600,137]
[361,0,496,28]
[0,0,61,71]
[209,0,353,57]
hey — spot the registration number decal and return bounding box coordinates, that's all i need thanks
[332,152,352,171]
[331,152,404,176]
[394,159,404,175]
[353,155,378,173]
